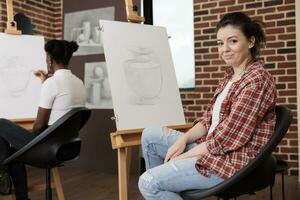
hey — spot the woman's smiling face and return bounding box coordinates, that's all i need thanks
[216,25,254,68]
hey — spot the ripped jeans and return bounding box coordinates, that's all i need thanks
[138,127,224,200]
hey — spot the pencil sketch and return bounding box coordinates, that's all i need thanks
[64,7,115,56]
[123,46,163,105]
[0,33,47,119]
[84,62,112,109]
[0,55,32,97]
[100,20,186,130]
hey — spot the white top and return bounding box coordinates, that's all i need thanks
[208,81,233,134]
[39,69,86,125]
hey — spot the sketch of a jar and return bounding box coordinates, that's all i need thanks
[0,64,31,97]
[123,47,163,105]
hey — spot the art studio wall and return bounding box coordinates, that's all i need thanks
[0,0,62,39]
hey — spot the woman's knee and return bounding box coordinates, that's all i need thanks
[138,171,160,196]
[141,127,164,145]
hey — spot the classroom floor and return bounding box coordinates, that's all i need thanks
[0,165,299,200]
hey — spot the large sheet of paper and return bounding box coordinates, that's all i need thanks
[100,20,186,130]
[0,33,47,119]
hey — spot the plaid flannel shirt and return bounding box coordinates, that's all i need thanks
[195,61,276,179]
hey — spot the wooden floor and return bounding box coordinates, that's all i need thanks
[0,166,299,200]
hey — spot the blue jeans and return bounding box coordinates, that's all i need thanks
[138,127,224,200]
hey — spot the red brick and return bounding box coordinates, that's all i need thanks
[287,69,296,74]
[278,90,296,95]
[287,26,295,32]
[288,83,296,89]
[196,73,210,79]
[278,76,296,82]
[202,2,217,9]
[257,7,275,14]
[227,5,244,12]
[290,140,298,146]
[266,42,285,48]
[278,62,296,68]
[281,147,298,153]
[278,34,296,40]
[277,5,295,11]
[266,56,285,62]
[211,8,226,14]
[265,13,285,20]
[219,0,235,6]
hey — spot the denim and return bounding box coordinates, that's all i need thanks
[0,119,35,200]
[138,127,224,200]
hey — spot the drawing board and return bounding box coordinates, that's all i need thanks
[100,20,185,130]
[0,33,47,119]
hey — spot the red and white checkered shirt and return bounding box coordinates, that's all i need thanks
[195,61,276,179]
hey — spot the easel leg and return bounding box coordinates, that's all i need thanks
[52,168,65,200]
[118,148,128,200]
[126,147,132,184]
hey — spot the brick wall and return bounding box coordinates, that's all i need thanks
[189,0,298,175]
[0,0,62,40]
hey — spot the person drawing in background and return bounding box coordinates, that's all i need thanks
[0,40,86,200]
[138,12,276,200]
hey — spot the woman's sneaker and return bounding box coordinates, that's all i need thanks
[0,167,11,195]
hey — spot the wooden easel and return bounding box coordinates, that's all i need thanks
[4,1,65,199]
[109,2,193,200]
[111,124,193,200]
[124,0,145,23]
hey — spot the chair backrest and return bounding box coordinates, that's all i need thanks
[181,105,293,199]
[4,107,91,168]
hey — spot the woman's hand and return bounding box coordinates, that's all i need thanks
[164,134,188,163]
[170,142,208,161]
[34,70,52,83]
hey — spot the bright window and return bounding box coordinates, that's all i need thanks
[151,0,195,89]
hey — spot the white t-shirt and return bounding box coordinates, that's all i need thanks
[207,81,233,134]
[39,69,86,125]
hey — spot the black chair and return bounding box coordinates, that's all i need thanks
[181,105,293,200]
[4,107,91,200]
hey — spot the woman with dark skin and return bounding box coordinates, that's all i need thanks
[0,40,86,200]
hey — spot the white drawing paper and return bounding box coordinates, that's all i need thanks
[0,33,47,119]
[100,20,186,130]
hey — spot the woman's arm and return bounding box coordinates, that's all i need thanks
[182,121,208,143]
[32,107,51,134]
[165,122,208,162]
[170,142,208,161]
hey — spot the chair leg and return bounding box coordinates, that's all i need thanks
[270,185,273,200]
[52,168,65,200]
[281,172,285,200]
[46,168,52,200]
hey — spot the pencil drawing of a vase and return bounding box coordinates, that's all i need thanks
[0,56,31,97]
[123,46,163,105]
